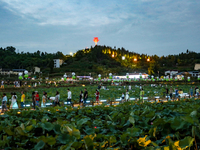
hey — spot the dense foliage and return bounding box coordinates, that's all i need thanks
[1,46,200,77]
[0,99,199,149]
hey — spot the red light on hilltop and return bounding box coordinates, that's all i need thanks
[93,37,99,45]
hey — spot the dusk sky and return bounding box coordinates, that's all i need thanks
[0,0,200,56]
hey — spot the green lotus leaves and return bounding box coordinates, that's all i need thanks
[41,122,54,131]
[34,140,45,150]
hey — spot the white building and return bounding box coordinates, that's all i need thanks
[34,67,40,74]
[114,73,148,79]
[165,70,179,76]
[194,64,200,70]
[53,59,64,68]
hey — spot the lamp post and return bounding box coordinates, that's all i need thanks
[139,73,142,79]
[98,74,101,81]
[72,72,76,79]
[63,73,67,81]
[19,72,23,80]
[24,70,28,79]
[109,73,112,79]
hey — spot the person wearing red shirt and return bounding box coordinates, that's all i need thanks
[35,91,40,107]
[95,89,100,105]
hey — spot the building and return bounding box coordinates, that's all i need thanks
[0,68,28,75]
[194,64,200,70]
[165,70,179,76]
[188,71,199,77]
[114,73,148,79]
[175,71,199,79]
[34,67,40,74]
[53,59,64,68]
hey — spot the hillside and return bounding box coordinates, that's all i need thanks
[0,46,200,78]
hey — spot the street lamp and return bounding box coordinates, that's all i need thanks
[19,72,23,80]
[24,70,28,79]
[98,74,101,81]
[109,73,112,79]
[122,56,125,60]
[126,73,129,79]
[72,72,76,79]
[63,73,67,81]
[134,58,137,62]
[147,58,150,62]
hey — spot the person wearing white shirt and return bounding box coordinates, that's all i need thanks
[67,89,72,104]
[1,93,8,113]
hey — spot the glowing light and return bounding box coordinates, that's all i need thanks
[147,58,150,62]
[82,84,85,87]
[134,58,137,61]
[93,37,99,45]
[70,52,73,56]
[122,56,125,60]
[17,112,21,114]
[112,54,114,58]
[94,126,97,128]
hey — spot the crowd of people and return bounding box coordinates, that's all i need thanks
[1,84,200,113]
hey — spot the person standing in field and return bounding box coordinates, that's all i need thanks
[196,87,199,98]
[21,91,25,108]
[42,92,47,107]
[67,89,72,104]
[1,93,8,113]
[175,88,179,99]
[166,87,169,100]
[121,92,125,103]
[95,89,100,105]
[35,91,40,107]
[55,91,60,106]
[140,88,144,102]
[79,91,83,106]
[169,88,173,100]
[190,87,193,98]
[125,89,129,102]
[83,88,88,106]
[1,80,4,88]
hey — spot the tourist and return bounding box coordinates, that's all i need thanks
[175,88,179,99]
[95,89,100,105]
[195,86,198,95]
[166,87,169,100]
[129,85,131,91]
[190,87,193,98]
[21,91,25,108]
[83,88,88,106]
[1,80,4,88]
[169,88,173,100]
[1,93,8,113]
[35,91,40,107]
[12,94,18,109]
[140,88,144,102]
[125,89,129,102]
[121,92,125,103]
[179,89,183,98]
[32,91,36,109]
[67,89,72,104]
[79,91,83,106]
[196,87,199,98]
[54,91,60,106]
[42,92,47,107]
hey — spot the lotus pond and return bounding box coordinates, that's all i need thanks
[0,98,200,149]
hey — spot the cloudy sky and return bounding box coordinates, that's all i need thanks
[0,0,200,56]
